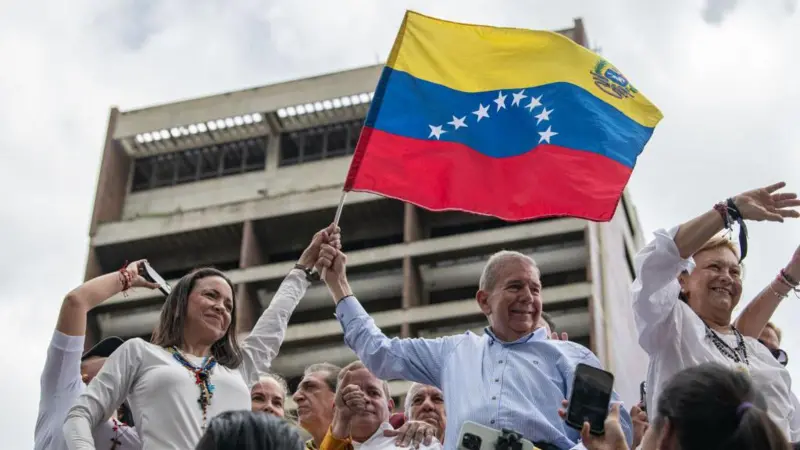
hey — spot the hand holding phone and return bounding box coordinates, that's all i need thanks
[137,260,171,296]
[562,363,615,436]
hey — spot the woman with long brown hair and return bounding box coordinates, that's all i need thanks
[64,225,340,449]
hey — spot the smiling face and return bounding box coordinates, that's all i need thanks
[477,255,542,342]
[679,245,742,324]
[184,276,234,346]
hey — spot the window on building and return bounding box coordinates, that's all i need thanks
[278,119,362,167]
[130,136,268,192]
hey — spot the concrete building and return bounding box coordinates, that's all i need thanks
[82,18,649,412]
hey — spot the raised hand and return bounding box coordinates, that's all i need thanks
[126,260,160,290]
[298,224,342,269]
[629,404,649,449]
[784,244,800,282]
[732,182,800,223]
[383,420,438,448]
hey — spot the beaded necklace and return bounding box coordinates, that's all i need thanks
[167,346,217,430]
[704,323,749,368]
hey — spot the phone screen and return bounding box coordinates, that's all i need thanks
[566,363,615,435]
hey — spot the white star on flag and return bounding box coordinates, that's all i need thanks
[538,126,558,144]
[473,103,490,122]
[525,95,542,112]
[448,115,468,130]
[428,125,446,140]
[493,91,507,111]
[511,90,527,107]
[534,107,553,125]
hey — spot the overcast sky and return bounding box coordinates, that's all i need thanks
[2,0,799,446]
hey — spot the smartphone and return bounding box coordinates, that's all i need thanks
[639,381,647,413]
[458,421,536,450]
[565,363,615,436]
[138,261,171,296]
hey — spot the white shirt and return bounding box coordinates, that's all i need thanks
[352,422,442,450]
[64,269,309,450]
[632,227,800,441]
[35,330,141,450]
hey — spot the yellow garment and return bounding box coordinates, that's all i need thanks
[319,426,353,450]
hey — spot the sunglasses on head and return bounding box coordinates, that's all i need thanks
[758,339,788,366]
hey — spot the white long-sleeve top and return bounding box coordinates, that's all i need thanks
[632,227,800,441]
[64,269,310,450]
[35,330,141,450]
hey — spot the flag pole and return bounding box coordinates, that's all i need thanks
[320,191,348,279]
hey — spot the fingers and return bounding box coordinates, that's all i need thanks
[561,399,569,407]
[550,332,557,340]
[413,423,427,447]
[394,422,417,447]
[763,181,787,193]
[423,428,434,445]
[383,429,400,437]
[778,208,800,219]
[560,332,569,341]
[608,402,621,419]
[580,421,592,443]
[771,192,798,202]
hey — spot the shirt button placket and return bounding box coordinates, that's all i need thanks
[489,346,506,425]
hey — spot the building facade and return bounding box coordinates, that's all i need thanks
[83,18,649,412]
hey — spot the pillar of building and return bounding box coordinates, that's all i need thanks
[82,107,128,349]
[401,203,423,337]
[237,220,265,333]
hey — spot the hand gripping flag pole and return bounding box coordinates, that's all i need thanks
[319,191,347,280]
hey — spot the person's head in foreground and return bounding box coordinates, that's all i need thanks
[151,267,242,368]
[678,236,742,326]
[639,363,790,450]
[195,410,304,450]
[404,383,446,440]
[477,250,542,342]
[251,373,288,418]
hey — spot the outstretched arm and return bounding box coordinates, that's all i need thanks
[317,245,460,387]
[57,260,158,337]
[735,245,800,338]
[239,225,340,388]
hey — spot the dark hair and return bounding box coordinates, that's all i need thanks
[195,411,304,450]
[540,311,556,331]
[151,268,242,369]
[655,363,790,450]
[304,362,341,392]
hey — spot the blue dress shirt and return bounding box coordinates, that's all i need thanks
[336,296,632,450]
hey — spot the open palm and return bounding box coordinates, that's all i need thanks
[733,182,800,222]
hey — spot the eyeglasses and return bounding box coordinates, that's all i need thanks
[758,339,788,366]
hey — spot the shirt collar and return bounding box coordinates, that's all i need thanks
[352,422,394,449]
[484,326,547,345]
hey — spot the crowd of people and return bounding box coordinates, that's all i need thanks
[33,182,800,450]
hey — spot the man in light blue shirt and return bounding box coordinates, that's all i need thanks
[317,246,632,450]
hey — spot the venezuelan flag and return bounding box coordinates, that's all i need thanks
[344,11,663,221]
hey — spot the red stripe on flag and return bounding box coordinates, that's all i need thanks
[345,127,632,222]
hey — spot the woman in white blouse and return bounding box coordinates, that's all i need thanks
[64,225,340,450]
[632,181,800,442]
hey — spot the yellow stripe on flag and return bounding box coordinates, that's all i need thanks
[386,11,663,128]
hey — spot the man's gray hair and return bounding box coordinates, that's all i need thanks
[304,362,341,392]
[403,383,444,418]
[478,250,539,291]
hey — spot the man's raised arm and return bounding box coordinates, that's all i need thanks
[317,244,462,388]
